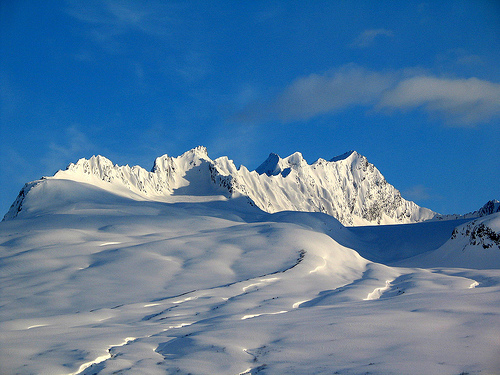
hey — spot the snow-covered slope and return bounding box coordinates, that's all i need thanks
[3,147,435,225]
[248,150,435,225]
[401,213,500,269]
[1,177,499,375]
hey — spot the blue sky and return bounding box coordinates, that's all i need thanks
[1,0,499,216]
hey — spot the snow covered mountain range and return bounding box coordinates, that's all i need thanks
[4,146,437,225]
[1,147,500,374]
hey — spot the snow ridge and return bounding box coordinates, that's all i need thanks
[3,146,436,225]
[239,150,435,225]
[2,180,43,221]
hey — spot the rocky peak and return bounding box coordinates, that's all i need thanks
[478,200,500,217]
[255,153,284,176]
[330,150,357,162]
[255,151,308,177]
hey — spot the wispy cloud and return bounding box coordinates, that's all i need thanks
[66,0,176,50]
[42,126,96,173]
[436,49,484,68]
[351,28,393,48]
[235,65,500,126]
[402,184,432,201]
[274,65,394,121]
[236,64,395,123]
[380,76,500,125]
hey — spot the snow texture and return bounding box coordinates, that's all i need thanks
[1,147,499,375]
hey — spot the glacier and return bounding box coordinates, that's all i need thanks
[1,147,499,375]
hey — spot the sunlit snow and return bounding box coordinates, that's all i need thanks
[1,148,499,375]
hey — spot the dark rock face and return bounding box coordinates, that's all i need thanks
[2,181,42,221]
[477,200,500,217]
[452,219,500,250]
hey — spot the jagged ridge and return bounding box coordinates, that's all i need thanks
[433,199,500,221]
[4,146,437,225]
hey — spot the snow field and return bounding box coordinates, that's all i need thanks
[1,179,499,374]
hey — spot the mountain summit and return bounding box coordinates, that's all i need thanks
[4,147,436,225]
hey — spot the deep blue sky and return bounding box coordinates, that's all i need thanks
[1,1,499,216]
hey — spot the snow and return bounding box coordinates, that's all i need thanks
[1,148,499,374]
[399,213,500,269]
[4,147,436,226]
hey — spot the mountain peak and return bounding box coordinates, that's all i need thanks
[255,153,282,176]
[433,199,500,221]
[255,151,307,177]
[72,154,113,168]
[478,200,500,217]
[284,151,306,166]
[186,145,209,156]
[330,150,360,162]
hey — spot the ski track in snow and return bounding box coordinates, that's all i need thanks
[99,241,122,246]
[4,233,496,375]
[242,277,280,292]
[62,251,311,374]
[241,310,288,320]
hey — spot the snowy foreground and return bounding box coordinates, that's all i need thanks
[1,179,500,374]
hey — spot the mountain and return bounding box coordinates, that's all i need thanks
[2,147,500,374]
[432,199,500,221]
[3,147,435,226]
[249,150,435,225]
[2,159,500,374]
[476,199,500,216]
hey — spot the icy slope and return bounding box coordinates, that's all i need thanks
[3,147,435,225]
[1,179,499,375]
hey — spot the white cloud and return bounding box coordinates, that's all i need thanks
[402,185,431,201]
[351,28,393,47]
[236,64,394,123]
[274,65,394,121]
[66,0,175,50]
[380,76,500,125]
[235,65,500,127]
